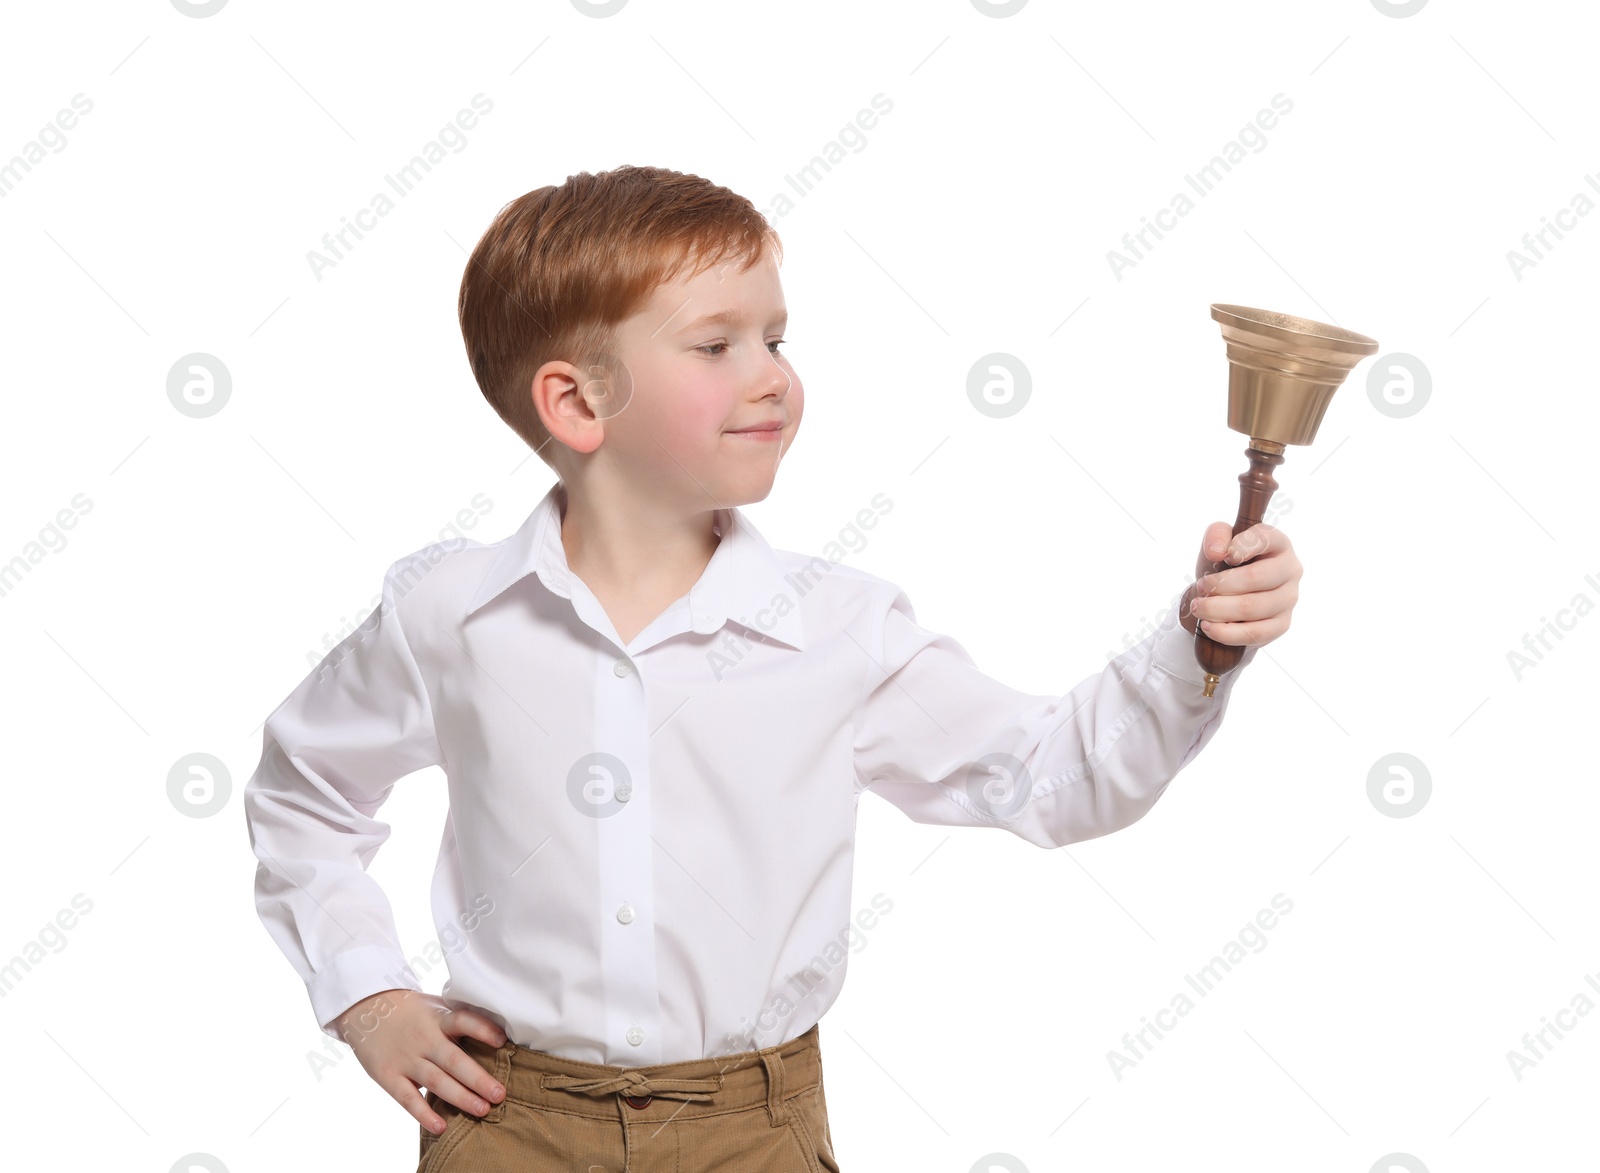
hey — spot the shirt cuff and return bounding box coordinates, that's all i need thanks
[309,944,424,1043]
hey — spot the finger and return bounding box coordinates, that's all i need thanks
[1198,613,1287,646]
[1177,583,1200,634]
[1198,556,1295,598]
[417,1055,498,1121]
[1192,580,1295,625]
[1222,522,1284,564]
[443,1009,508,1050]
[431,1033,507,1107]
[386,1076,456,1136]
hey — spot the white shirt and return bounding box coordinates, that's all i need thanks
[244,481,1256,1065]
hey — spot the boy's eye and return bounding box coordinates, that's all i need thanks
[696,340,787,357]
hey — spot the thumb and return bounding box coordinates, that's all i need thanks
[1202,522,1233,562]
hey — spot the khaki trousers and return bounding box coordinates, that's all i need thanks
[415,1022,839,1172]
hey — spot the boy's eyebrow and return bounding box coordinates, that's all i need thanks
[670,307,788,335]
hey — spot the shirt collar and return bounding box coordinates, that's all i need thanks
[465,481,806,651]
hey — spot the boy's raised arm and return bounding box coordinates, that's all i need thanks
[851,582,1258,850]
[243,556,444,1041]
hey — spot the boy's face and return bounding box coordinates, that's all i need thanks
[596,248,801,510]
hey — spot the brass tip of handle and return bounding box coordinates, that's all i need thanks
[1202,673,1219,698]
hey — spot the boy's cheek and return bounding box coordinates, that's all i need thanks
[671,408,730,451]
[781,374,805,422]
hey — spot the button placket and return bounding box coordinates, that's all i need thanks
[599,645,659,1066]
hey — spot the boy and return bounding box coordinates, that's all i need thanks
[243,164,1296,1172]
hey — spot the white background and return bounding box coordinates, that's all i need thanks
[1,1,1593,1171]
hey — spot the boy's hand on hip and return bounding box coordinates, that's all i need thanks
[1180,521,1301,647]
[334,988,508,1135]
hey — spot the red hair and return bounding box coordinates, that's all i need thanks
[458,165,782,466]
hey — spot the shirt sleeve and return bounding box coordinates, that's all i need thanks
[851,586,1257,849]
[242,557,443,1041]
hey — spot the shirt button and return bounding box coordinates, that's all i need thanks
[616,902,635,924]
[626,1026,645,1046]
[613,659,632,677]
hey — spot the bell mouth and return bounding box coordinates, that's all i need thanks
[1210,304,1379,358]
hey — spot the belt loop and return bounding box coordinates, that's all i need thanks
[761,1046,787,1127]
[485,1040,512,1123]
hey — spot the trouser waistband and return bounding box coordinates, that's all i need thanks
[457,1023,822,1128]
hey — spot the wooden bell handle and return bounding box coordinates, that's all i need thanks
[1191,442,1282,697]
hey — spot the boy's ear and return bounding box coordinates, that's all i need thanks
[531,354,635,456]
[530,360,599,456]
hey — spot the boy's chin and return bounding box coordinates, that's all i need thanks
[720,478,778,508]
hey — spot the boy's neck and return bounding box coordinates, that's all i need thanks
[555,480,723,602]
